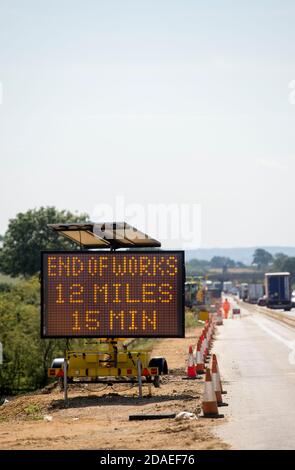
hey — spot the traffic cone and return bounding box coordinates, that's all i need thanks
[200,336,206,363]
[187,345,196,378]
[202,334,209,361]
[202,368,219,418]
[206,332,211,355]
[208,323,213,346]
[216,308,223,326]
[212,358,223,405]
[195,341,205,375]
[212,354,226,395]
[207,331,212,350]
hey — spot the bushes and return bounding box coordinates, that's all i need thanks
[0,276,84,394]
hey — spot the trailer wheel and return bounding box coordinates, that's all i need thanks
[148,357,168,375]
[145,372,160,388]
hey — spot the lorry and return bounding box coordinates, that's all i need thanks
[185,281,198,308]
[239,283,248,300]
[265,272,292,311]
[210,281,223,299]
[246,283,264,304]
[223,281,233,293]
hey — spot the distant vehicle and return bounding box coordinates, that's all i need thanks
[212,281,223,290]
[291,290,295,308]
[229,286,239,295]
[265,272,292,311]
[207,289,222,305]
[246,284,264,304]
[239,283,248,301]
[223,281,233,293]
[50,358,64,369]
[258,296,267,306]
[185,281,198,308]
[208,281,223,300]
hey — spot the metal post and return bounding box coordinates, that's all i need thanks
[137,359,142,399]
[64,354,68,406]
[147,382,152,397]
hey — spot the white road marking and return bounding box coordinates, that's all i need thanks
[250,316,294,350]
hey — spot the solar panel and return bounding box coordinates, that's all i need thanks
[48,222,161,249]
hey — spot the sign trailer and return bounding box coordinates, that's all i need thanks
[42,223,185,397]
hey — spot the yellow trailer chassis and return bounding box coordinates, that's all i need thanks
[48,339,168,387]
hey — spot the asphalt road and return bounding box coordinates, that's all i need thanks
[214,300,295,449]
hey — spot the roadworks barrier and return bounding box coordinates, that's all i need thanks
[201,368,223,418]
[187,345,197,379]
[216,308,223,325]
[212,353,227,395]
[195,341,205,375]
[211,356,228,407]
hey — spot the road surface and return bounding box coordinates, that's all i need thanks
[214,300,295,449]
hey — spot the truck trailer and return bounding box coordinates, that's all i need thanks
[265,272,292,311]
[239,283,248,301]
[246,284,264,304]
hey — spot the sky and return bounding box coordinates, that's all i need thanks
[1,0,295,249]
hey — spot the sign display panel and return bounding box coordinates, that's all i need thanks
[41,251,185,338]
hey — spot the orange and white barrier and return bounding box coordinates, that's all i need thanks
[187,345,196,378]
[202,368,219,417]
[202,334,209,361]
[184,318,227,417]
[212,357,223,405]
[216,308,223,325]
[200,335,206,363]
[195,341,205,375]
[212,353,226,395]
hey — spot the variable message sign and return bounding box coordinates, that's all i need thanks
[41,251,185,338]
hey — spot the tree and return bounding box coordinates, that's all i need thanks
[0,277,86,393]
[0,207,89,277]
[236,261,245,268]
[210,256,236,269]
[186,258,210,275]
[272,252,288,271]
[278,257,295,276]
[252,249,273,269]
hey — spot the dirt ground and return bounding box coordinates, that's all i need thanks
[0,328,229,450]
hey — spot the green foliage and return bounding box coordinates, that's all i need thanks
[186,258,210,275]
[185,309,203,328]
[0,207,89,277]
[24,404,42,420]
[186,256,243,276]
[272,252,289,271]
[236,261,245,268]
[0,283,11,293]
[0,274,20,285]
[131,338,156,350]
[0,277,85,394]
[210,256,236,268]
[275,257,295,276]
[252,248,273,268]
